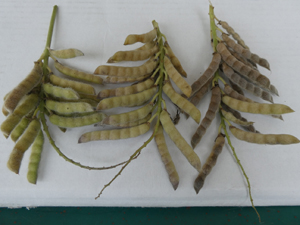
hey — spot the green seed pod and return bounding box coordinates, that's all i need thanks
[49,74,95,95]
[49,48,84,59]
[27,130,44,184]
[4,62,42,113]
[1,114,21,138]
[222,96,294,115]
[78,122,150,143]
[10,116,31,142]
[46,100,94,115]
[7,119,41,174]
[96,86,157,110]
[49,112,106,128]
[230,126,300,145]
[155,124,179,190]
[160,109,201,172]
[54,61,103,84]
[43,83,80,100]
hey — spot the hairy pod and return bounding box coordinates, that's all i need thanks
[27,130,44,184]
[124,29,157,45]
[222,63,273,103]
[78,122,150,143]
[4,62,42,113]
[49,48,84,59]
[194,133,225,193]
[49,112,106,128]
[43,83,80,100]
[164,56,191,97]
[46,100,94,115]
[230,126,299,145]
[107,45,159,63]
[164,41,187,77]
[155,124,179,190]
[191,86,222,149]
[98,78,154,99]
[163,81,201,123]
[217,43,270,89]
[50,74,95,95]
[7,119,41,174]
[94,57,158,77]
[96,86,157,110]
[190,53,221,96]
[160,110,201,172]
[219,21,249,50]
[222,96,294,115]
[54,61,103,84]
[101,103,153,126]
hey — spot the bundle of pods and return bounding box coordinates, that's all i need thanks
[186,4,299,220]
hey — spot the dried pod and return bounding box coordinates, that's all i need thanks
[96,86,157,110]
[221,108,254,126]
[43,83,80,100]
[230,126,300,145]
[54,61,103,84]
[10,116,31,142]
[49,48,84,59]
[103,73,151,84]
[191,86,221,149]
[78,123,150,143]
[160,110,201,172]
[155,124,179,190]
[164,41,187,77]
[46,100,94,115]
[4,62,42,113]
[250,53,270,70]
[222,33,251,59]
[222,96,294,115]
[194,133,225,193]
[164,56,192,97]
[124,28,157,45]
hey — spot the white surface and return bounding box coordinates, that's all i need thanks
[1,0,300,207]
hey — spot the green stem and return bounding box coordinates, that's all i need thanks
[209,5,218,53]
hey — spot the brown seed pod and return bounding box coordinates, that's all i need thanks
[222,33,251,59]
[154,124,179,190]
[190,53,221,96]
[250,53,270,71]
[194,133,225,193]
[4,62,42,113]
[191,86,222,149]
[230,126,300,145]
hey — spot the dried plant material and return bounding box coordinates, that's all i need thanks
[164,41,187,77]
[124,28,157,45]
[49,48,84,59]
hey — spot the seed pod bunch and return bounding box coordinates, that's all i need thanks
[0,6,115,185]
[80,20,202,199]
[188,4,299,222]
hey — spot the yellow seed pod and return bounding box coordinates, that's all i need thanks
[54,61,103,84]
[103,73,151,84]
[49,74,95,95]
[102,103,153,126]
[108,113,152,128]
[43,83,80,100]
[94,57,158,77]
[46,100,94,115]
[135,41,156,51]
[194,133,225,193]
[98,78,154,99]
[164,56,192,97]
[124,28,157,45]
[49,112,106,128]
[7,119,41,174]
[222,96,294,115]
[154,124,179,190]
[4,62,42,113]
[230,126,300,145]
[96,86,157,110]
[163,81,201,123]
[164,41,187,77]
[78,122,150,143]
[2,106,9,116]
[49,48,84,59]
[107,45,159,63]
[27,130,44,184]
[160,110,201,172]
